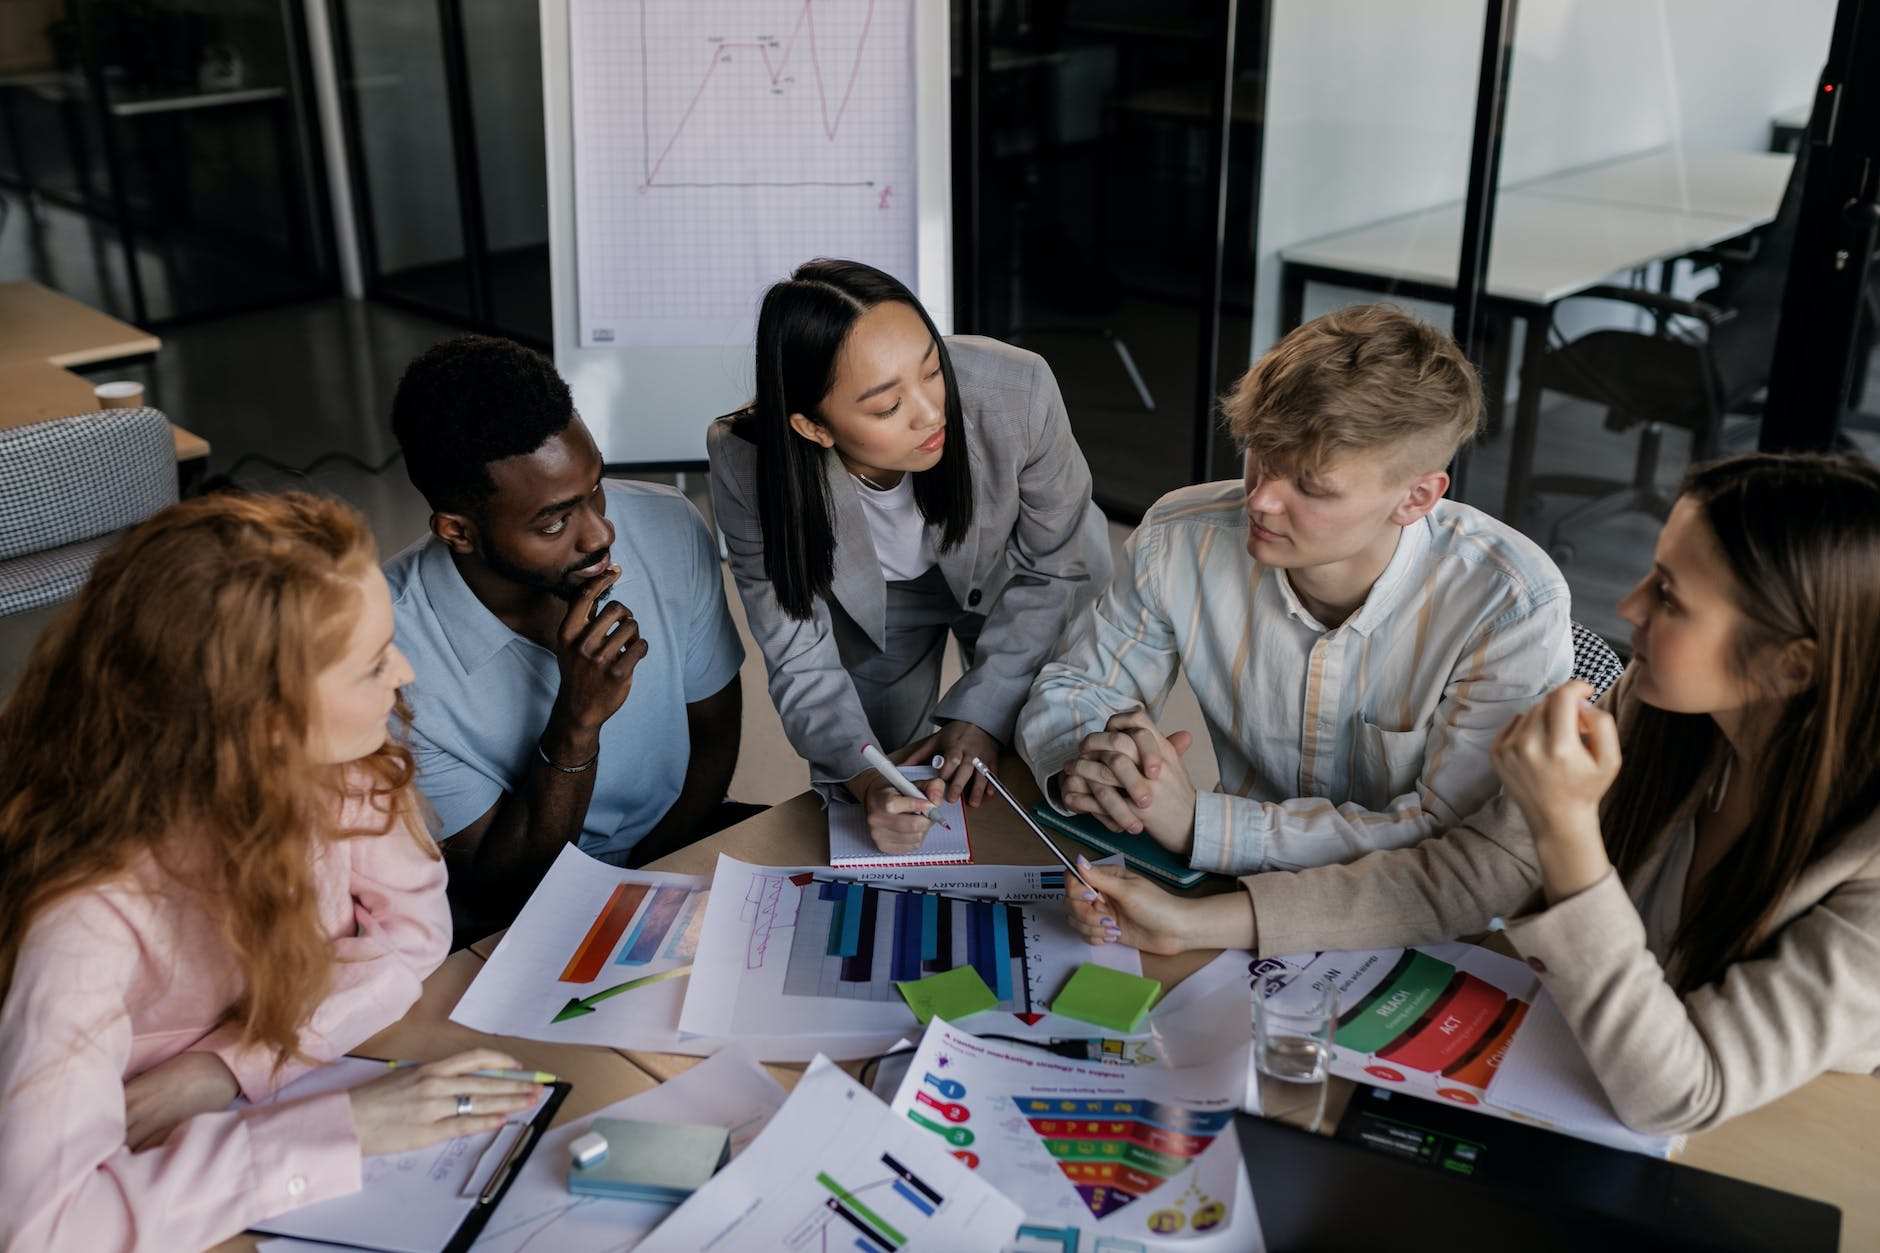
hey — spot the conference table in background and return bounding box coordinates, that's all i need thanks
[1278,147,1794,515]
[213,776,1878,1250]
[0,280,210,470]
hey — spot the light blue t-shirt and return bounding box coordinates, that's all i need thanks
[386,480,744,863]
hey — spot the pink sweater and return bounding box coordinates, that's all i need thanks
[0,791,450,1252]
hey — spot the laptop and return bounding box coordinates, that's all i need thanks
[1238,1085,1840,1251]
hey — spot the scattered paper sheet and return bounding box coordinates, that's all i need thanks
[1486,986,1684,1156]
[1254,941,1678,1156]
[468,1044,789,1252]
[639,1055,1025,1251]
[679,855,1145,1060]
[890,1020,1254,1250]
[450,846,709,1050]
[259,1045,785,1253]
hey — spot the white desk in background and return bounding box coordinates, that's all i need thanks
[1277,148,1791,514]
[1280,188,1769,313]
[1522,149,1794,223]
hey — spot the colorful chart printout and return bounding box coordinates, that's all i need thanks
[450,846,707,1049]
[639,1057,1023,1251]
[1253,943,1537,1107]
[889,1020,1252,1249]
[1013,1095,1234,1222]
[678,856,1146,1058]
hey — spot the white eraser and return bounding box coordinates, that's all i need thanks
[570,1131,609,1169]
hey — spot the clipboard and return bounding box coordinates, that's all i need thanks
[446,1078,570,1253]
[246,1056,570,1253]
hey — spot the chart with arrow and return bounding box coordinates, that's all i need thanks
[569,0,918,348]
[450,846,708,1048]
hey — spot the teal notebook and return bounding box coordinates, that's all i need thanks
[1030,805,1216,889]
[567,1118,730,1203]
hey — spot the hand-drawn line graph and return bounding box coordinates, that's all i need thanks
[569,0,915,346]
[639,0,878,189]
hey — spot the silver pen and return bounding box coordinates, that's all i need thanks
[969,757,1099,896]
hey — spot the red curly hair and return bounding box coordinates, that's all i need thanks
[0,491,434,1064]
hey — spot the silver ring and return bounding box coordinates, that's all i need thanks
[456,1094,474,1117]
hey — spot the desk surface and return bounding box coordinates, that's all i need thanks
[253,783,1878,1249]
[0,359,100,430]
[1282,147,1789,307]
[1282,188,1763,307]
[0,280,161,369]
[0,281,207,462]
[1519,148,1792,222]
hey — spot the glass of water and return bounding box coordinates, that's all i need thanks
[1252,977,1337,1130]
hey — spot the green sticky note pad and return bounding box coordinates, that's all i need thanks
[896,965,999,1025]
[1051,963,1164,1033]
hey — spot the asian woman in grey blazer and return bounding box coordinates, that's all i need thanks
[707,259,1111,853]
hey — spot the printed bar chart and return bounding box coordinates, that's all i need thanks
[617,885,691,966]
[786,881,1035,1011]
[559,882,649,983]
[560,881,705,983]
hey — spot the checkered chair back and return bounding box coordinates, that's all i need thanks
[0,406,177,616]
[1570,621,1625,700]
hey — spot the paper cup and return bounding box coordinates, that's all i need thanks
[94,381,144,409]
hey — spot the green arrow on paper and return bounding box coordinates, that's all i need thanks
[552,964,693,1023]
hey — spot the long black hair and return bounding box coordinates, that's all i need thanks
[735,258,974,619]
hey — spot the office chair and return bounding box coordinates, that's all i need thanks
[1503,152,1806,561]
[1570,621,1625,698]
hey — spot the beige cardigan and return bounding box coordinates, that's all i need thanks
[1242,667,1880,1135]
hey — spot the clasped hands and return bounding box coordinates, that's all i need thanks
[1058,710,1198,856]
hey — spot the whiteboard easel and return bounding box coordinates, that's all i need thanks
[540,0,952,468]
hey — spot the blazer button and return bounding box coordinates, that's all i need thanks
[967,589,982,607]
[1525,956,1548,975]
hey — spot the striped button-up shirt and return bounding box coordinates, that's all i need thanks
[1016,481,1571,874]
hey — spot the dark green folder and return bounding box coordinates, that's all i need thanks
[1029,805,1219,888]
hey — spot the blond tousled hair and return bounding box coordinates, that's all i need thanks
[1223,304,1482,482]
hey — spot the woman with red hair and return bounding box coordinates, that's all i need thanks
[0,492,542,1251]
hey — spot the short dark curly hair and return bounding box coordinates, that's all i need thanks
[391,335,575,513]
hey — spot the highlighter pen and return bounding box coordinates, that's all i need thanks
[384,1060,558,1084]
[859,742,952,831]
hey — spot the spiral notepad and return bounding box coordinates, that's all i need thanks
[828,767,973,867]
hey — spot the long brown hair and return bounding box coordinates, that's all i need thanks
[1601,452,1880,991]
[0,491,432,1064]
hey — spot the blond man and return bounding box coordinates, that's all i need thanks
[1015,304,1571,875]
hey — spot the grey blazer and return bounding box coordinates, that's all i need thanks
[707,335,1112,787]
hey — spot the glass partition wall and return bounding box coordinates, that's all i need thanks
[308,0,1872,541]
[0,0,337,322]
[328,0,550,343]
[1476,0,1837,644]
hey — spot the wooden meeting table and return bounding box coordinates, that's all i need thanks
[217,775,1879,1249]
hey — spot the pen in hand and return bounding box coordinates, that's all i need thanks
[384,1060,558,1084]
[859,742,951,831]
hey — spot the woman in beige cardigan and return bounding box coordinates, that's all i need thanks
[1065,452,1880,1135]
